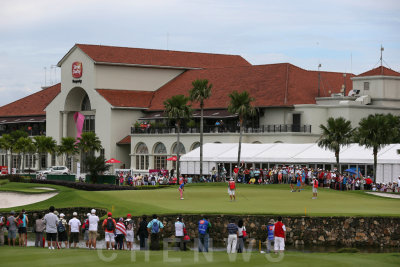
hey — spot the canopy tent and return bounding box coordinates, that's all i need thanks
[180,143,400,183]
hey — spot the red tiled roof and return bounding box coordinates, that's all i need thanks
[0,83,61,117]
[96,89,154,108]
[357,66,400,77]
[75,44,251,69]
[117,135,131,145]
[148,64,354,110]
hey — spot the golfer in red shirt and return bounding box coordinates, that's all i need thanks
[228,178,236,202]
[273,216,286,253]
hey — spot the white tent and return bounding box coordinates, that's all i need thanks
[180,143,400,183]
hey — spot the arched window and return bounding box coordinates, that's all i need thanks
[172,143,186,155]
[191,142,200,151]
[252,141,262,144]
[154,142,167,170]
[81,94,91,111]
[135,143,149,170]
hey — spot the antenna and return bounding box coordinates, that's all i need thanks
[44,67,47,87]
[318,63,322,97]
[380,45,384,74]
[167,32,169,50]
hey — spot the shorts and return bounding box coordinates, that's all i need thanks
[290,179,296,184]
[46,232,57,242]
[8,230,17,239]
[18,227,27,234]
[228,188,235,196]
[84,230,89,241]
[126,231,134,242]
[274,237,285,251]
[105,232,115,242]
[89,231,97,240]
[58,231,68,242]
[313,187,318,193]
[70,232,79,243]
[296,180,301,187]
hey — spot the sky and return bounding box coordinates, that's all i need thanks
[0,0,399,106]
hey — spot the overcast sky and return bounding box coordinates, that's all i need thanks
[0,0,399,106]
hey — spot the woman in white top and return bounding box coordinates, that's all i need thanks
[237,219,246,253]
[174,216,186,251]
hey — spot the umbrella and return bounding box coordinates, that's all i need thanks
[167,156,177,161]
[344,168,357,174]
[106,158,121,164]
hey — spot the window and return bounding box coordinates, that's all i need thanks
[67,157,73,171]
[41,153,47,168]
[12,155,20,169]
[81,94,91,111]
[191,142,200,151]
[135,143,149,170]
[100,149,105,158]
[154,143,167,170]
[51,154,56,166]
[364,82,370,90]
[83,115,95,132]
[0,154,5,166]
[25,155,34,169]
[172,143,186,155]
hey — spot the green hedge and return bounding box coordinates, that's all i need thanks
[85,175,116,184]
[46,174,76,182]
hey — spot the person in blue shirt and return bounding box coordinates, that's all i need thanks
[179,182,184,200]
[17,209,28,247]
[198,216,212,252]
[147,214,164,250]
[265,219,275,253]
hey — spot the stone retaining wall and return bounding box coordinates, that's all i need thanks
[21,210,400,247]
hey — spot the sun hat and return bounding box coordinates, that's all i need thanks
[60,213,65,217]
[107,212,112,217]
[268,219,275,224]
[73,212,78,216]
[91,209,96,214]
[230,178,234,181]
[54,211,59,216]
[10,210,15,215]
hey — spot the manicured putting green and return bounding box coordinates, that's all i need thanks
[0,183,399,217]
[0,247,399,267]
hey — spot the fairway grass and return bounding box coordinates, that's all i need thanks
[0,183,399,217]
[0,247,399,267]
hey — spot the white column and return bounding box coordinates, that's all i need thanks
[62,111,68,138]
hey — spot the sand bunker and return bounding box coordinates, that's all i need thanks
[366,192,400,199]
[33,187,56,191]
[0,192,58,208]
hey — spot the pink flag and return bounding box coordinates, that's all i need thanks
[73,112,85,142]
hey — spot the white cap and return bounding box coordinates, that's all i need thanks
[87,213,90,217]
[73,212,78,216]
[60,213,65,217]
[91,209,96,214]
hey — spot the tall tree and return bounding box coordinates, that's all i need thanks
[354,113,399,182]
[14,137,35,172]
[58,137,79,166]
[77,132,102,172]
[0,134,13,173]
[164,95,192,180]
[189,79,212,180]
[318,117,354,172]
[33,136,57,168]
[228,90,256,180]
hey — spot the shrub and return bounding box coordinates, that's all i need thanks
[0,179,9,186]
[336,247,360,253]
[0,175,30,183]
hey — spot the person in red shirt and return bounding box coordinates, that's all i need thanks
[102,212,116,250]
[273,216,286,253]
[233,166,239,181]
[228,178,236,202]
[312,177,318,199]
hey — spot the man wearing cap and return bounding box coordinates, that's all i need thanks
[88,209,99,249]
[124,214,135,250]
[102,212,116,250]
[265,219,275,253]
[7,211,17,246]
[68,212,81,248]
[233,165,239,181]
[58,213,68,248]
[44,206,58,249]
[228,178,236,201]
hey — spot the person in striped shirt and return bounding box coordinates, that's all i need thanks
[115,218,126,250]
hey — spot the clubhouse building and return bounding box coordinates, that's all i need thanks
[1,44,400,177]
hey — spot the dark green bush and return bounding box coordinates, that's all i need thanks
[337,247,360,253]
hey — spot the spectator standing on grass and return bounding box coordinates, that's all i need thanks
[198,216,211,252]
[82,213,90,248]
[137,215,148,250]
[124,214,135,250]
[68,212,81,248]
[312,178,319,199]
[115,218,126,250]
[88,209,99,249]
[44,206,58,250]
[226,218,238,253]
[273,216,286,253]
[102,212,116,250]
[237,219,246,253]
[228,178,236,201]
[34,214,45,247]
[57,213,68,248]
[7,211,17,247]
[0,213,5,246]
[17,210,28,247]
[175,216,186,251]
[147,214,164,250]
[266,219,275,253]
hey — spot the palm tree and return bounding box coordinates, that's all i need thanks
[33,136,57,169]
[189,79,212,180]
[354,114,399,182]
[58,137,79,166]
[228,90,256,179]
[86,155,111,184]
[164,95,192,180]
[14,137,35,173]
[77,132,102,173]
[0,134,13,173]
[318,117,354,172]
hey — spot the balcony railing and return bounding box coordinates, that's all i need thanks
[131,124,312,134]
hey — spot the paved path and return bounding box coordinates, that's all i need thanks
[366,192,400,199]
